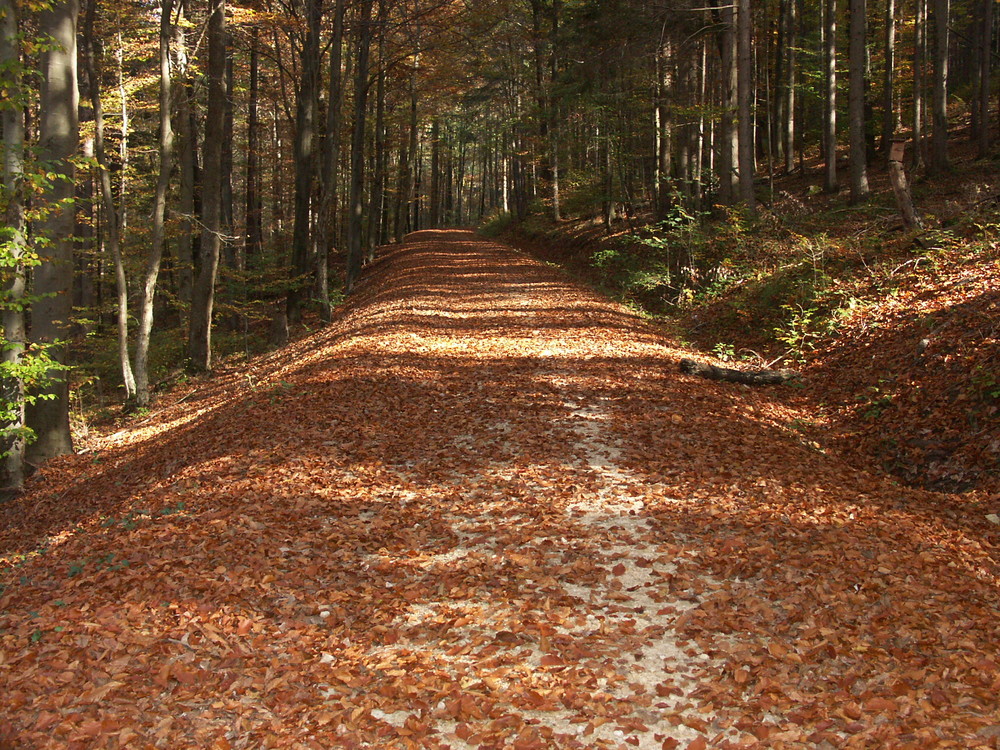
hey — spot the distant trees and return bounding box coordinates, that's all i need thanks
[0,0,994,488]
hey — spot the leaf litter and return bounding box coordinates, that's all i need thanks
[1,229,999,749]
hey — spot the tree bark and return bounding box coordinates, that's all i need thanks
[655,33,672,218]
[366,0,388,257]
[134,0,175,407]
[880,0,896,151]
[976,0,993,157]
[82,0,137,400]
[174,0,196,309]
[716,4,739,204]
[187,0,226,371]
[783,0,797,173]
[286,0,321,323]
[27,0,79,462]
[315,0,346,322]
[912,0,926,170]
[679,358,798,385]
[848,0,869,203]
[929,0,949,173]
[346,0,373,291]
[823,0,838,193]
[1,0,27,489]
[736,0,755,209]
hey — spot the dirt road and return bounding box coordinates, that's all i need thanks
[2,230,998,748]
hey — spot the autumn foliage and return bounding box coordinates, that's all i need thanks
[1,231,999,748]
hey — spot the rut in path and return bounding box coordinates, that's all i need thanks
[1,230,999,749]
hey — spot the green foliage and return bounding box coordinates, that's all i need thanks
[773,304,822,362]
[858,381,895,420]
[479,211,514,237]
[712,342,736,361]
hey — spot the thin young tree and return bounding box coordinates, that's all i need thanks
[81,0,137,401]
[848,0,869,202]
[133,0,175,406]
[736,0,755,209]
[188,0,226,370]
[823,0,838,193]
[346,0,373,290]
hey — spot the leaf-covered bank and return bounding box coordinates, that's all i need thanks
[501,154,1000,496]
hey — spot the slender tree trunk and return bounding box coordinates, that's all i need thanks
[430,118,441,227]
[245,27,263,271]
[1,0,27,489]
[315,0,346,322]
[346,0,373,291]
[880,0,896,150]
[976,0,993,156]
[848,0,870,202]
[656,33,673,217]
[82,0,136,400]
[287,0,321,322]
[913,0,926,170]
[784,0,797,172]
[134,0,175,407]
[824,0,838,193]
[929,0,950,172]
[367,0,387,257]
[27,0,78,462]
[736,0,755,209]
[174,0,196,308]
[187,0,226,371]
[115,31,129,235]
[716,6,739,204]
[396,49,418,241]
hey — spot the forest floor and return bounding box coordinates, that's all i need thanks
[505,146,1000,498]
[2,230,1000,749]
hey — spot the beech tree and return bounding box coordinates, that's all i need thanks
[188,0,226,371]
[27,0,79,462]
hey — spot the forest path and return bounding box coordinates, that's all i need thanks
[2,230,999,749]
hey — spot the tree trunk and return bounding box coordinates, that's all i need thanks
[367,1,387,257]
[783,0,797,173]
[82,0,136,400]
[656,34,673,217]
[245,27,263,272]
[976,0,993,156]
[680,358,798,385]
[848,0,870,203]
[1,0,27,490]
[929,0,949,172]
[880,0,896,151]
[174,0,196,309]
[315,0,346,322]
[912,0,926,170]
[346,0,373,291]
[27,0,78,462]
[134,0,175,407]
[716,5,739,204]
[187,0,226,371]
[286,0,321,323]
[824,0,838,193]
[430,118,441,227]
[736,0,755,209]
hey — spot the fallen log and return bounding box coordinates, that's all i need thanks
[679,358,799,386]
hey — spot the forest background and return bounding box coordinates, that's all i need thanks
[0,0,997,495]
